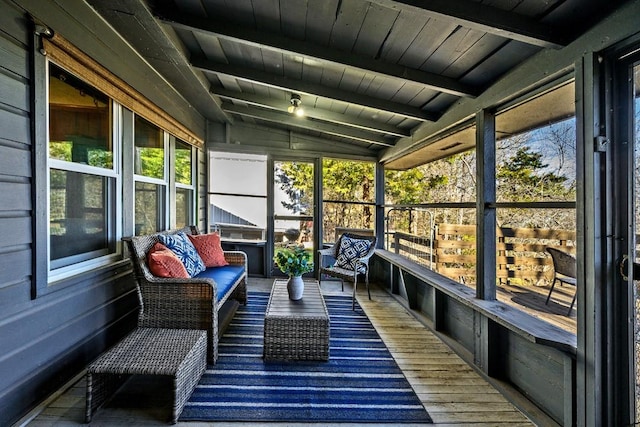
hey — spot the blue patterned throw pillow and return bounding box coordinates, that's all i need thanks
[335,235,372,272]
[158,232,206,277]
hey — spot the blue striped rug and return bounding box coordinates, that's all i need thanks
[179,291,432,423]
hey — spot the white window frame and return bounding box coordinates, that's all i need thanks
[174,139,195,228]
[46,61,123,283]
[133,116,169,234]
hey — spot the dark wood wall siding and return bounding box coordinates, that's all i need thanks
[504,332,569,423]
[371,253,574,425]
[0,6,131,425]
[0,4,140,418]
[441,300,476,351]
[0,3,32,312]
[0,2,206,425]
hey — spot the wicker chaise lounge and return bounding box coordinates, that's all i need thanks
[123,226,247,364]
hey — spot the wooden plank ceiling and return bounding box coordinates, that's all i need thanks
[87,0,625,164]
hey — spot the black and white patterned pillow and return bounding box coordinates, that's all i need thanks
[335,235,372,272]
[158,232,206,277]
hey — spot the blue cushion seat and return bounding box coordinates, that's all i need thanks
[193,265,245,302]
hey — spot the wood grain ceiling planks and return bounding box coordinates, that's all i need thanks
[85,0,629,159]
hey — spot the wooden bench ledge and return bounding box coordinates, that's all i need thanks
[374,249,577,355]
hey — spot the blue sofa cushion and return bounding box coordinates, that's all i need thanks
[194,265,245,302]
[158,232,206,277]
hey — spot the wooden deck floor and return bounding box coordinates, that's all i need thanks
[21,279,534,427]
[496,280,577,333]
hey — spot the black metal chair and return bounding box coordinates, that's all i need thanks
[545,247,577,315]
[318,233,377,310]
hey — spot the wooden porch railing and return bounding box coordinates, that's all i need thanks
[392,224,576,285]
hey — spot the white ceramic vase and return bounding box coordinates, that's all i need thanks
[287,275,304,300]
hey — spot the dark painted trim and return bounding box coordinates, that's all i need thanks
[475,109,496,301]
[31,20,47,299]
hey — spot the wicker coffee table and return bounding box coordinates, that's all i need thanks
[85,328,206,424]
[263,279,330,361]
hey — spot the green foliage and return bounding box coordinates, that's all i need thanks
[273,246,314,276]
[275,162,313,213]
[497,146,570,202]
[384,168,426,204]
[175,147,192,184]
[273,121,576,237]
[323,159,374,202]
[137,148,165,179]
[49,141,72,162]
[88,149,113,169]
[49,140,113,169]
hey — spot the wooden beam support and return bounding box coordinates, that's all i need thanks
[369,0,569,48]
[213,88,410,137]
[221,103,395,147]
[193,56,436,122]
[159,12,478,98]
[381,1,640,167]
[476,109,496,301]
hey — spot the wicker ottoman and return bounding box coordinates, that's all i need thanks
[85,328,206,424]
[263,279,330,361]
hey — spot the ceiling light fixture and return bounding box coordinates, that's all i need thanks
[287,94,304,117]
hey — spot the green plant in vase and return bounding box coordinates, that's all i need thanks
[274,246,313,300]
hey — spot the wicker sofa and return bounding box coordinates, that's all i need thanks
[123,226,247,364]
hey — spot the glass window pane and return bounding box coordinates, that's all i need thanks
[134,116,164,179]
[175,140,192,185]
[176,188,193,229]
[49,169,112,262]
[494,81,577,330]
[210,194,266,239]
[210,152,267,196]
[496,120,576,202]
[209,152,268,240]
[385,150,476,204]
[322,202,374,244]
[495,207,576,333]
[135,182,166,235]
[322,159,375,244]
[322,159,374,203]
[48,63,112,169]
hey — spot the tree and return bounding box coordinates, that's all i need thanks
[275,162,313,214]
[497,146,568,202]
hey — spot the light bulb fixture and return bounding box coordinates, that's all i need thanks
[287,94,304,117]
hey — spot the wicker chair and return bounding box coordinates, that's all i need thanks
[545,247,577,315]
[318,233,377,310]
[123,226,247,363]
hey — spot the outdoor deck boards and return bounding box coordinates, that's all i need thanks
[497,280,577,333]
[358,288,533,426]
[22,279,534,427]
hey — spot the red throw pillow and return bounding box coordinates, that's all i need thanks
[147,242,189,278]
[188,233,229,267]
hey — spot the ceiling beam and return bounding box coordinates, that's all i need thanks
[157,11,479,98]
[369,0,569,48]
[212,88,411,137]
[192,56,437,122]
[222,103,396,147]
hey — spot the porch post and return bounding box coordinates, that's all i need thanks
[476,109,496,300]
[575,52,603,427]
[375,162,385,249]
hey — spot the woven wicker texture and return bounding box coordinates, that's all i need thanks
[263,279,330,361]
[85,328,206,424]
[123,226,248,363]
